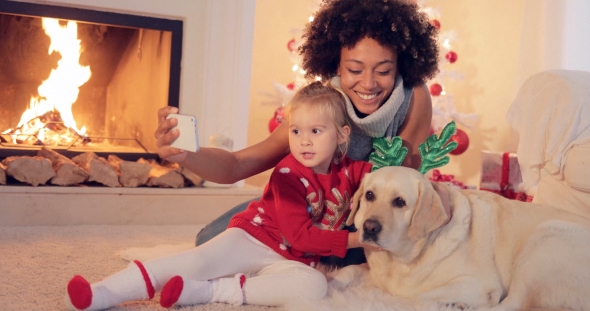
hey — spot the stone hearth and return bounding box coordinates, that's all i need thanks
[0,185,261,226]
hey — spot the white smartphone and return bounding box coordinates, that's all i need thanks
[166,113,199,152]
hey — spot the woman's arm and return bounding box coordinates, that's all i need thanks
[155,106,290,184]
[397,83,433,170]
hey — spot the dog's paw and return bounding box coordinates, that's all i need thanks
[328,278,350,290]
[327,264,368,290]
[328,278,350,291]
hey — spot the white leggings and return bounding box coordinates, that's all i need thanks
[145,228,328,306]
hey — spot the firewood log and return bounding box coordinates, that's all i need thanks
[0,162,6,185]
[1,156,55,186]
[107,155,151,187]
[180,166,204,187]
[71,152,120,187]
[138,158,184,188]
[161,160,204,187]
[37,147,89,186]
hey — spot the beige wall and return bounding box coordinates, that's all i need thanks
[245,0,318,187]
[246,0,527,188]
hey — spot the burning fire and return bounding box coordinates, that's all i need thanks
[2,17,91,146]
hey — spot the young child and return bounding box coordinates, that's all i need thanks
[65,81,373,310]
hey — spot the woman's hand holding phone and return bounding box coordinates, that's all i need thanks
[155,106,191,163]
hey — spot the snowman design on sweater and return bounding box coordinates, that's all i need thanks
[228,154,372,267]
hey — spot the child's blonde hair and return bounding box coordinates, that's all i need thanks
[283,81,350,161]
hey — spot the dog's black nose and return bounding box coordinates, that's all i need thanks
[363,219,382,241]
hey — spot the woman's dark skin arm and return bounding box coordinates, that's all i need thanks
[155,106,290,184]
[397,83,433,170]
[155,83,430,182]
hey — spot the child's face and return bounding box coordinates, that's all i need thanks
[288,104,346,174]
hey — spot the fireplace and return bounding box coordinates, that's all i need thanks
[0,0,260,226]
[0,1,182,161]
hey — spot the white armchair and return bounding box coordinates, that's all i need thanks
[507,70,590,219]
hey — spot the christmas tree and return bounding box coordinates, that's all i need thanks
[420,1,478,155]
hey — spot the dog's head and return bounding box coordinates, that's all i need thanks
[346,166,451,261]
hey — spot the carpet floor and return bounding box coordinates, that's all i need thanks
[0,225,276,311]
[0,225,448,311]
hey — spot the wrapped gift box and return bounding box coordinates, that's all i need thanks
[480,151,533,202]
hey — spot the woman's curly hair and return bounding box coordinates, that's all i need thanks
[299,0,439,88]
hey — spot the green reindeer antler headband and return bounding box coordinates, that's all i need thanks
[369,121,458,174]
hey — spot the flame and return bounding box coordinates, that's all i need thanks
[5,17,91,144]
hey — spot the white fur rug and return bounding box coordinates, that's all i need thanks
[0,224,462,311]
[119,244,455,311]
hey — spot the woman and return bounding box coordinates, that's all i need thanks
[155,0,439,263]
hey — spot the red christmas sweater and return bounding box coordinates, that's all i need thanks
[228,154,372,267]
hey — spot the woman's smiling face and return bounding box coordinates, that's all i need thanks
[337,37,398,116]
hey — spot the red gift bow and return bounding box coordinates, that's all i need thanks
[430,169,468,189]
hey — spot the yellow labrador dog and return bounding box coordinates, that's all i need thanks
[332,166,590,310]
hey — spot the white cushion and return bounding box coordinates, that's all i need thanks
[563,144,590,192]
[507,70,590,191]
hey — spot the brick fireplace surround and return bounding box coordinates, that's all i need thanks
[1,0,261,226]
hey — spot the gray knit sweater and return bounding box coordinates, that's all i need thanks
[330,75,412,161]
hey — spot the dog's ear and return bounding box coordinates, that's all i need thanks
[430,181,451,221]
[407,180,450,241]
[346,177,366,226]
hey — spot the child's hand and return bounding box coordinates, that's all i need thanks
[346,230,361,249]
[347,231,383,251]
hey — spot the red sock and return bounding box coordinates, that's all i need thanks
[67,275,92,310]
[160,275,184,308]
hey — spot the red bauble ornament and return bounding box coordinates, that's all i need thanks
[431,19,441,30]
[268,117,280,133]
[268,107,285,133]
[449,129,469,155]
[286,82,295,90]
[287,39,297,52]
[445,51,458,63]
[429,83,443,96]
